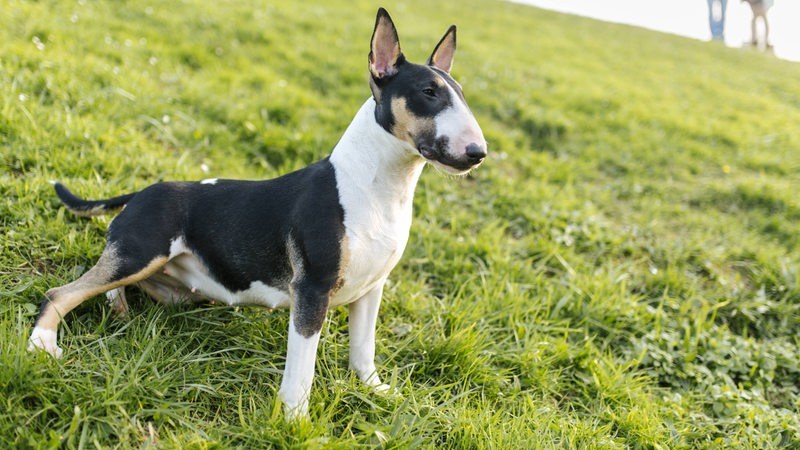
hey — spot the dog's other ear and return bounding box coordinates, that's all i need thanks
[369,8,402,80]
[427,25,456,73]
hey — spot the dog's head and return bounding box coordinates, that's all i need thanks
[368,8,487,175]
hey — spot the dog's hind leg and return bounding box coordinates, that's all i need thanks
[29,244,168,358]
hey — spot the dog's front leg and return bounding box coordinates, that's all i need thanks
[278,316,322,419]
[348,283,390,392]
[278,280,329,419]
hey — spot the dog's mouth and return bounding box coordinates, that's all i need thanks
[417,143,438,161]
[417,140,485,175]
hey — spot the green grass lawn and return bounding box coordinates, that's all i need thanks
[2,0,799,448]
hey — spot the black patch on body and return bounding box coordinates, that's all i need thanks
[100,158,345,337]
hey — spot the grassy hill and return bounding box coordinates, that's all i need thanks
[2,0,799,448]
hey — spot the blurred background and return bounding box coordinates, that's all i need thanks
[516,0,800,62]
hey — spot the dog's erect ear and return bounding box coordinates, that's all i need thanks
[427,25,456,73]
[369,8,402,80]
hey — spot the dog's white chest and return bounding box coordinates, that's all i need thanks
[333,206,411,305]
[325,98,428,306]
[330,167,421,306]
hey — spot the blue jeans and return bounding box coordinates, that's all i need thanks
[707,0,728,40]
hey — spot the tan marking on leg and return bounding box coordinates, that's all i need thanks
[36,253,168,331]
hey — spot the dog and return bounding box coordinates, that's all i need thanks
[28,7,486,418]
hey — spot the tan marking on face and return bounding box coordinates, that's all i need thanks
[390,97,434,146]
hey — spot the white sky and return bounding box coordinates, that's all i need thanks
[513,0,800,62]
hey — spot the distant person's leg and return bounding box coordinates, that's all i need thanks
[707,0,726,40]
[752,4,765,46]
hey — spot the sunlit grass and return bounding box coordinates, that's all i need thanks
[2,0,799,448]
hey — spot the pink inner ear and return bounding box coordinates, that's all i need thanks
[431,33,455,73]
[432,46,454,72]
[370,20,400,78]
[370,54,393,78]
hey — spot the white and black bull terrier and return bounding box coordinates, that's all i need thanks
[28,7,486,418]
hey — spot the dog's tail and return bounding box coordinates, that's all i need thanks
[52,181,137,217]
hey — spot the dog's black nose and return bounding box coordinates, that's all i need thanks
[465,143,487,162]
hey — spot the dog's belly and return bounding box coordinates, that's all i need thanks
[159,253,291,308]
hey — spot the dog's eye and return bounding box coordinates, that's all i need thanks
[422,87,436,97]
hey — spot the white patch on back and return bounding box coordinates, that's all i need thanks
[200,178,218,185]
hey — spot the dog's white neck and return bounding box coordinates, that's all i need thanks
[328,98,426,306]
[330,98,426,208]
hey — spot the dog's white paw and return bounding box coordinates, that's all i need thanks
[358,372,398,397]
[358,370,386,389]
[28,327,63,358]
[373,382,403,399]
[278,387,310,421]
[374,383,391,392]
[282,403,309,422]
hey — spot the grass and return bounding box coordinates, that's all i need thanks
[2,0,799,448]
